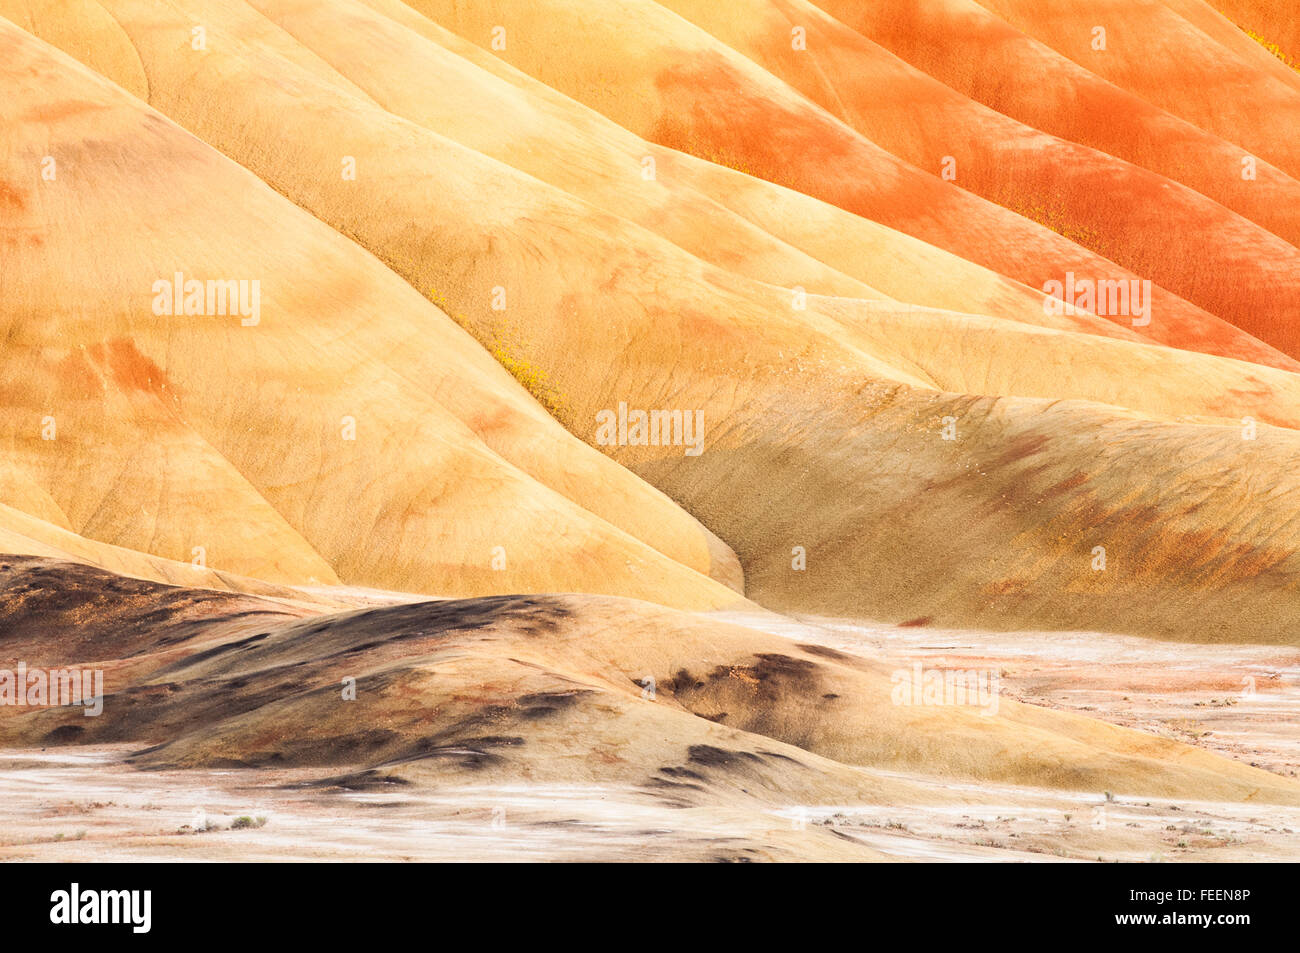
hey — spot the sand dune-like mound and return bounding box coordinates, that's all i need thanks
[628,384,1300,641]
[5,557,1297,808]
[0,19,742,608]
[0,502,348,606]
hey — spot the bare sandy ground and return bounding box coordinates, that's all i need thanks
[5,607,1300,863]
[6,745,1299,863]
[740,612,1300,779]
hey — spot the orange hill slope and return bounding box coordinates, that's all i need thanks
[399,0,1300,365]
[807,0,1300,352]
[972,0,1300,176]
[651,0,1300,333]
[1210,0,1300,68]
[11,0,1300,423]
[0,21,743,607]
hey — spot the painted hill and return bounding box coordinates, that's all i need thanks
[4,0,1300,863]
[3,0,1300,640]
[0,18,741,607]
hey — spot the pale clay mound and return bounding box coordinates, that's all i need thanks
[3,560,1298,817]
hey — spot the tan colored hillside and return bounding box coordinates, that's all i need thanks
[0,19,742,607]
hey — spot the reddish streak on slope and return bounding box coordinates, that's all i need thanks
[22,99,107,124]
[0,181,24,210]
[88,340,173,400]
[741,11,1300,348]
[648,52,1296,369]
[805,0,1300,355]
